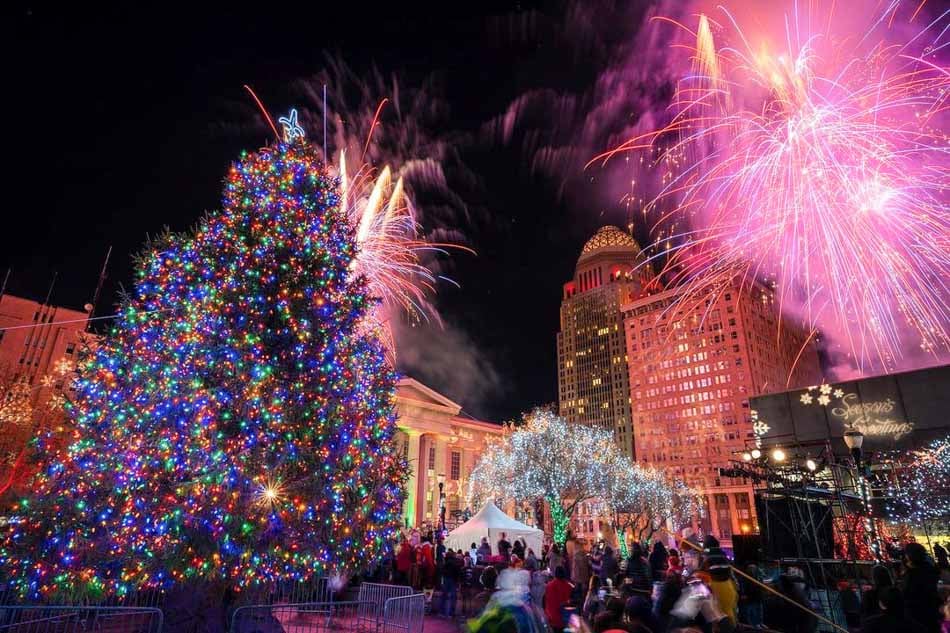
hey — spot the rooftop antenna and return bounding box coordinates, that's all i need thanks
[42,271,57,307]
[86,246,112,328]
[0,268,9,303]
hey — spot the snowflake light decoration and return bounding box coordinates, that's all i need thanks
[53,358,74,376]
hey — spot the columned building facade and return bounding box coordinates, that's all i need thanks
[557,226,654,458]
[393,378,503,530]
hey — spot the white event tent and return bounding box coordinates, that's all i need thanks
[445,501,543,557]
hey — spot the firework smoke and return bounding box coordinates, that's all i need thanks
[292,59,504,410]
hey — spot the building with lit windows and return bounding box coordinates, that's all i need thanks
[0,293,94,492]
[557,226,654,457]
[0,294,92,422]
[0,294,91,406]
[622,279,821,544]
[393,378,503,529]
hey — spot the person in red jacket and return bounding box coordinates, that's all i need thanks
[395,539,414,585]
[544,565,574,631]
[395,539,414,586]
[418,540,436,588]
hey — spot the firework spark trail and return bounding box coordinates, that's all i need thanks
[340,146,473,326]
[290,59,475,333]
[595,1,949,373]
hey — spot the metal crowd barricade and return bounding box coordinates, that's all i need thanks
[0,605,163,633]
[233,577,332,608]
[230,601,375,633]
[355,584,414,631]
[272,578,333,606]
[379,594,424,633]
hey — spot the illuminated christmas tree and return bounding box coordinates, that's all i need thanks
[1,118,407,599]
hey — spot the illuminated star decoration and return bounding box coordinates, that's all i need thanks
[800,393,814,405]
[278,108,305,142]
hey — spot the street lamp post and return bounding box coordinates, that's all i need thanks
[843,429,880,559]
[437,473,446,533]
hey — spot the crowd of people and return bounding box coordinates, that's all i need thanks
[377,529,950,632]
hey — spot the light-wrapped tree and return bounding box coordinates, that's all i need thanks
[1,127,407,601]
[468,408,621,545]
[601,463,702,557]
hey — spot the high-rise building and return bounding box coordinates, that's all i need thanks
[557,226,654,456]
[622,279,821,543]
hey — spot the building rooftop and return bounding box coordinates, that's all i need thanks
[578,225,641,263]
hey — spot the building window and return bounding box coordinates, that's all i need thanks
[66,343,76,355]
[428,444,436,471]
[450,451,461,480]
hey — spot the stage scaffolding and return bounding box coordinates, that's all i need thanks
[720,436,883,630]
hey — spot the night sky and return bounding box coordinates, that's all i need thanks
[3,2,650,422]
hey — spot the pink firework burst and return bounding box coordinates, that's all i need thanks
[596,1,950,374]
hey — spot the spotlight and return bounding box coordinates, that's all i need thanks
[805,458,817,472]
[751,449,762,459]
[742,452,752,461]
[771,448,786,462]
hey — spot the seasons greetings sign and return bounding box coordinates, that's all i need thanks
[800,385,914,440]
[750,365,948,452]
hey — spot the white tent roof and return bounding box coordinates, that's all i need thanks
[445,501,543,557]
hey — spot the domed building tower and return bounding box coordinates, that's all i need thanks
[557,226,654,457]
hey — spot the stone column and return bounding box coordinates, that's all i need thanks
[727,492,739,537]
[708,493,721,539]
[402,430,423,528]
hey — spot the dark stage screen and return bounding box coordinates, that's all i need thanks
[749,364,949,455]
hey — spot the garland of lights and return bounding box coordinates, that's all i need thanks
[601,462,702,557]
[0,128,409,600]
[469,409,700,547]
[883,437,950,527]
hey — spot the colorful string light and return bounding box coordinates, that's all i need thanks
[0,136,408,600]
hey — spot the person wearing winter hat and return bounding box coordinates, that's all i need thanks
[700,535,738,626]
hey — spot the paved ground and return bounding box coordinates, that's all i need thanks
[424,614,466,633]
